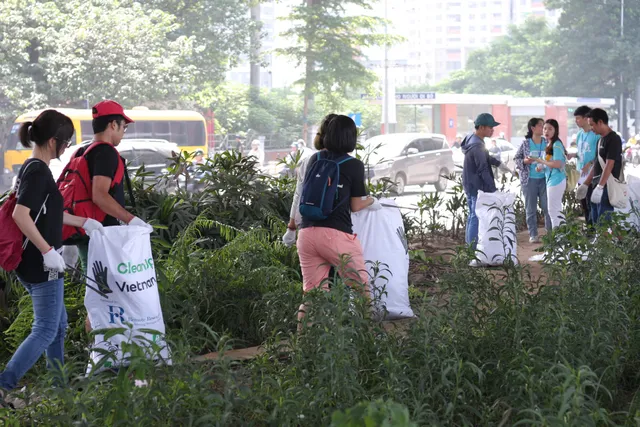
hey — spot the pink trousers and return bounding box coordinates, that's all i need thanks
[297,227,367,292]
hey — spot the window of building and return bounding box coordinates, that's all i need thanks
[446,61,462,71]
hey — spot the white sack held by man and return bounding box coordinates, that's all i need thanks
[352,198,414,320]
[615,174,640,231]
[473,190,518,266]
[84,225,170,373]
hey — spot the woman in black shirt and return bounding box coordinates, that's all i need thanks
[0,110,104,404]
[296,115,381,329]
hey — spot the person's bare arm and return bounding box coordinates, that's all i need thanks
[63,212,87,228]
[583,164,596,186]
[92,176,134,224]
[13,205,51,253]
[350,196,375,213]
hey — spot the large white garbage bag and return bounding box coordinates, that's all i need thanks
[352,198,414,320]
[474,190,518,266]
[615,174,640,230]
[84,225,170,372]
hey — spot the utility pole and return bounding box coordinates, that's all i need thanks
[619,0,626,138]
[250,4,261,90]
[383,0,389,135]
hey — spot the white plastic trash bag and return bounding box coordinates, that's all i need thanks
[84,225,170,372]
[352,198,414,320]
[615,174,640,230]
[474,190,518,266]
[62,245,78,268]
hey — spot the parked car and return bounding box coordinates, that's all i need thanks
[361,133,455,195]
[453,138,516,174]
[49,139,179,189]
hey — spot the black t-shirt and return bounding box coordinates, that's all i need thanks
[592,131,623,185]
[15,159,64,284]
[300,153,368,234]
[84,143,125,226]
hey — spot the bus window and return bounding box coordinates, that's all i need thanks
[80,121,93,142]
[184,122,205,147]
[121,121,205,147]
[7,124,22,150]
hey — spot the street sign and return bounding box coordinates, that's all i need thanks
[348,113,362,127]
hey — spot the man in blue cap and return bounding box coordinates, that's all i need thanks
[461,113,507,248]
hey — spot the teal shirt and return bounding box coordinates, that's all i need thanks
[576,129,599,171]
[545,140,566,187]
[528,138,546,179]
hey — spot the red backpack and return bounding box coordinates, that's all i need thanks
[0,161,49,271]
[58,141,125,243]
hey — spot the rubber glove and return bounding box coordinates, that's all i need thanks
[42,248,66,272]
[591,185,604,204]
[128,216,153,232]
[576,184,589,200]
[368,198,382,211]
[282,228,296,247]
[498,162,511,174]
[82,218,104,235]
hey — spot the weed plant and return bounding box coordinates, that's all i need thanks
[4,154,640,425]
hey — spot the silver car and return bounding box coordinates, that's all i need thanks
[361,133,455,195]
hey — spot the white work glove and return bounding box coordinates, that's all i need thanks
[368,198,383,211]
[282,228,297,247]
[591,185,604,204]
[42,247,66,272]
[576,184,589,200]
[82,218,104,235]
[498,162,511,174]
[128,216,153,232]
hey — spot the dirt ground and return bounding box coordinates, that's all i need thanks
[198,230,549,363]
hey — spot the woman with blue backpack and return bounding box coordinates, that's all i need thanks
[0,110,103,408]
[283,113,337,245]
[295,115,381,329]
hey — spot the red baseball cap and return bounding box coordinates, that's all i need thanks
[92,100,134,123]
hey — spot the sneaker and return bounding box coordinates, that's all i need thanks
[529,236,540,243]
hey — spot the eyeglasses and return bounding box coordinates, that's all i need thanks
[55,137,73,148]
[123,124,129,133]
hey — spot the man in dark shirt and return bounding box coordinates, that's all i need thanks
[577,108,622,225]
[77,100,152,271]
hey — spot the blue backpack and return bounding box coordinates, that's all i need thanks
[299,152,353,221]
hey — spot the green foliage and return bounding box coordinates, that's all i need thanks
[331,399,417,427]
[7,143,640,425]
[438,3,640,99]
[437,18,556,97]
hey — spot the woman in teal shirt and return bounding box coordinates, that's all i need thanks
[535,119,566,229]
[515,117,551,243]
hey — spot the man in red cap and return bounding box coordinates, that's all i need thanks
[77,100,151,272]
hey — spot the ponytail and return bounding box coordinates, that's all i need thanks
[525,117,543,140]
[16,110,74,151]
[18,121,33,149]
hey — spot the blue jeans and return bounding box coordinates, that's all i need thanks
[590,186,614,226]
[523,178,551,238]
[466,194,478,249]
[0,278,67,391]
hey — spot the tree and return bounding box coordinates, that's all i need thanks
[436,18,557,97]
[142,0,258,91]
[277,0,390,141]
[546,0,640,99]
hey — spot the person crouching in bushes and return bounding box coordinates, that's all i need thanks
[514,117,552,243]
[283,113,337,246]
[295,115,381,330]
[0,110,103,407]
[534,119,567,229]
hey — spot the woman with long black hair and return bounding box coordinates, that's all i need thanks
[0,110,103,406]
[535,119,567,228]
[514,117,551,243]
